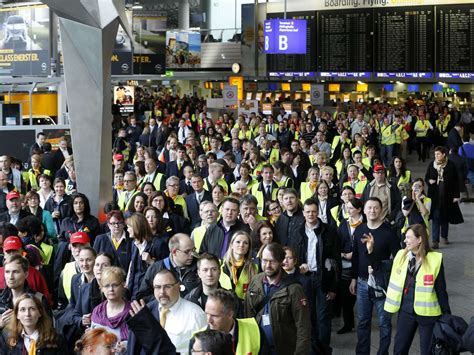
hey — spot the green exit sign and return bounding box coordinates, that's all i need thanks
[165,71,174,77]
[442,87,456,93]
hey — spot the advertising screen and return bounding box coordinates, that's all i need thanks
[166,30,201,69]
[0,5,50,76]
[113,86,135,114]
[132,10,166,74]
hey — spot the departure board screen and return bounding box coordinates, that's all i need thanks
[374,7,434,73]
[266,12,316,74]
[318,9,373,73]
[437,5,474,73]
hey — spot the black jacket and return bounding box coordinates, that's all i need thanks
[0,209,32,226]
[425,160,460,221]
[199,219,249,258]
[0,332,67,355]
[185,190,212,228]
[93,232,133,271]
[274,209,305,247]
[136,256,200,302]
[126,301,176,355]
[292,220,341,293]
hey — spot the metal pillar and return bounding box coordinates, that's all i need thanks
[179,0,190,30]
[42,0,130,217]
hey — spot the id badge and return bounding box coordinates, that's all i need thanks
[262,314,270,326]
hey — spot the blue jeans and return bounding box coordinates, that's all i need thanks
[431,208,449,243]
[356,279,392,355]
[380,144,393,167]
[467,171,474,186]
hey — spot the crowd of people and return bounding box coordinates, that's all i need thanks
[0,89,473,355]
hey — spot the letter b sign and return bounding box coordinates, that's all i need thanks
[278,35,288,51]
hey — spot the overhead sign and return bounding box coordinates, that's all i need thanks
[264,19,307,54]
[0,5,50,76]
[310,84,324,106]
[223,85,238,106]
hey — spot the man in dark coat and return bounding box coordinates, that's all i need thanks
[425,146,461,248]
[0,191,32,226]
[274,188,305,246]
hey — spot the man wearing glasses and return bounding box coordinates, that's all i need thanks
[137,233,200,301]
[129,269,206,354]
[245,243,311,355]
[117,171,139,212]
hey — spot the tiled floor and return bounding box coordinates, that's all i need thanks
[331,154,474,354]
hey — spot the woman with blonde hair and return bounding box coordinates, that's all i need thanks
[91,266,131,352]
[222,231,258,301]
[74,328,118,354]
[384,224,450,355]
[1,293,66,354]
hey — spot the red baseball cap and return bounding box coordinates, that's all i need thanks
[3,236,22,252]
[113,154,124,161]
[373,164,385,173]
[70,231,90,245]
[6,191,20,200]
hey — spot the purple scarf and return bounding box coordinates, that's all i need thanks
[91,300,131,340]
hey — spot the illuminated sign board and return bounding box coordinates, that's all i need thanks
[375,72,433,79]
[437,72,474,79]
[319,72,372,78]
[264,19,307,54]
[268,71,316,77]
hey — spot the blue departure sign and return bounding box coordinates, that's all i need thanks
[264,19,307,54]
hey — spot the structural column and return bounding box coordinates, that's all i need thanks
[179,0,190,30]
[42,0,130,217]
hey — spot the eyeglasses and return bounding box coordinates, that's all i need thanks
[177,248,196,255]
[109,222,122,226]
[102,283,121,289]
[153,282,178,291]
[124,179,136,183]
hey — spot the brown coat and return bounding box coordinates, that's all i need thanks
[244,272,312,355]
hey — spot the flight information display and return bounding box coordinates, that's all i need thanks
[318,9,373,73]
[437,4,474,73]
[266,12,316,74]
[374,7,434,73]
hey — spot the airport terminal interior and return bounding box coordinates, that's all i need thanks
[0,0,473,354]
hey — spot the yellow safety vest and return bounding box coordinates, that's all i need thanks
[329,205,349,227]
[235,318,261,355]
[393,125,404,144]
[436,116,450,138]
[251,184,278,215]
[25,169,51,191]
[384,250,442,316]
[381,124,396,145]
[117,189,139,211]
[343,179,367,199]
[274,176,292,188]
[192,225,207,251]
[139,172,164,191]
[204,178,229,195]
[415,120,430,138]
[30,243,54,265]
[300,182,317,204]
[62,261,78,301]
[250,162,264,179]
[268,148,280,164]
[397,171,411,187]
[194,318,260,355]
[221,264,258,300]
